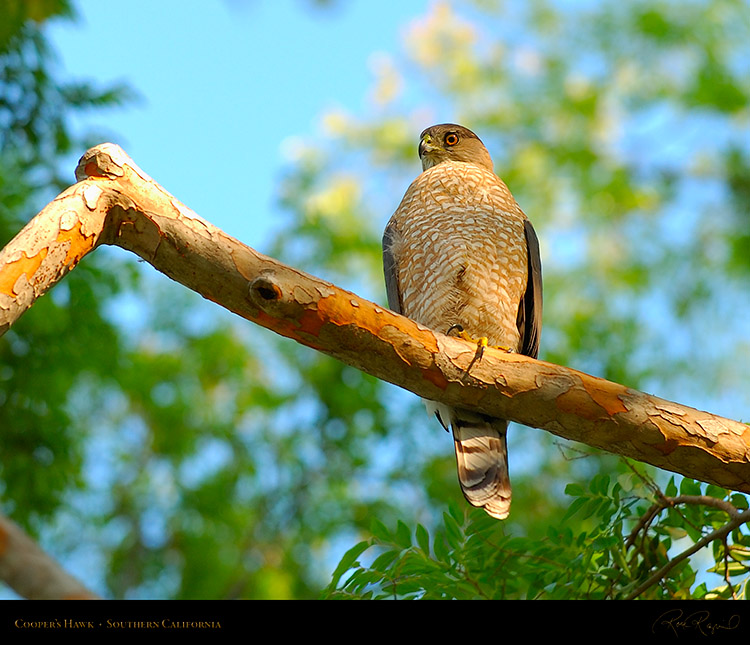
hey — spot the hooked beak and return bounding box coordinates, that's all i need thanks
[418,133,439,158]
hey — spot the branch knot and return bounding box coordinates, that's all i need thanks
[249,275,282,305]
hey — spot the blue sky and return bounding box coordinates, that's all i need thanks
[44,1,750,427]
[48,0,429,247]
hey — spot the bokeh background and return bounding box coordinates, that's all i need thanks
[1,0,749,599]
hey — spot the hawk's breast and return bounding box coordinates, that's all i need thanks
[389,161,528,349]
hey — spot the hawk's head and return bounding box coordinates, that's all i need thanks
[418,124,493,172]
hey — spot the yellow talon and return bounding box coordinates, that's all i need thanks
[448,326,488,368]
[447,324,513,364]
[458,329,485,345]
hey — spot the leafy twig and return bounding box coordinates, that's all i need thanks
[625,509,750,600]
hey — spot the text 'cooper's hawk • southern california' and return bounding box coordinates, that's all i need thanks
[383,124,543,520]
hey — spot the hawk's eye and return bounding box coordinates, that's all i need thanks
[444,132,459,146]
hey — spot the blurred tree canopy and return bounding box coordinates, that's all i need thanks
[1,0,749,599]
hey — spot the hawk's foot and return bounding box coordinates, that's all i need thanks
[446,324,513,355]
[448,325,488,372]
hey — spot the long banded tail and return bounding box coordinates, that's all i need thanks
[451,410,511,520]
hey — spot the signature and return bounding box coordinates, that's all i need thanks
[652,609,740,637]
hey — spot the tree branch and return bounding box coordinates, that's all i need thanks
[1,143,749,496]
[626,495,743,549]
[625,508,750,600]
[0,514,99,599]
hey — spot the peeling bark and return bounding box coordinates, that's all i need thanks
[1,143,749,497]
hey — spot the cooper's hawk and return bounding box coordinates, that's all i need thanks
[383,124,542,520]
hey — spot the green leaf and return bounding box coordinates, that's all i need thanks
[706,484,728,499]
[679,478,702,496]
[562,496,588,521]
[370,518,392,543]
[580,497,604,520]
[443,512,463,550]
[448,501,464,524]
[370,549,400,572]
[328,540,371,589]
[707,560,750,577]
[565,483,585,497]
[728,546,750,562]
[433,534,450,564]
[589,474,610,496]
[691,582,708,599]
[395,520,412,549]
[416,524,430,554]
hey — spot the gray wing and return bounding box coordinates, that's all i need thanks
[518,219,543,359]
[382,219,402,314]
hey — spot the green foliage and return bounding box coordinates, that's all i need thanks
[0,2,138,526]
[2,0,750,600]
[0,4,133,210]
[0,1,72,49]
[326,468,750,599]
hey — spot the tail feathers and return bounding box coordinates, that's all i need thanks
[452,412,511,520]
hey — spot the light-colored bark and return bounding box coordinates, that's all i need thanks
[1,143,749,498]
[0,514,99,599]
